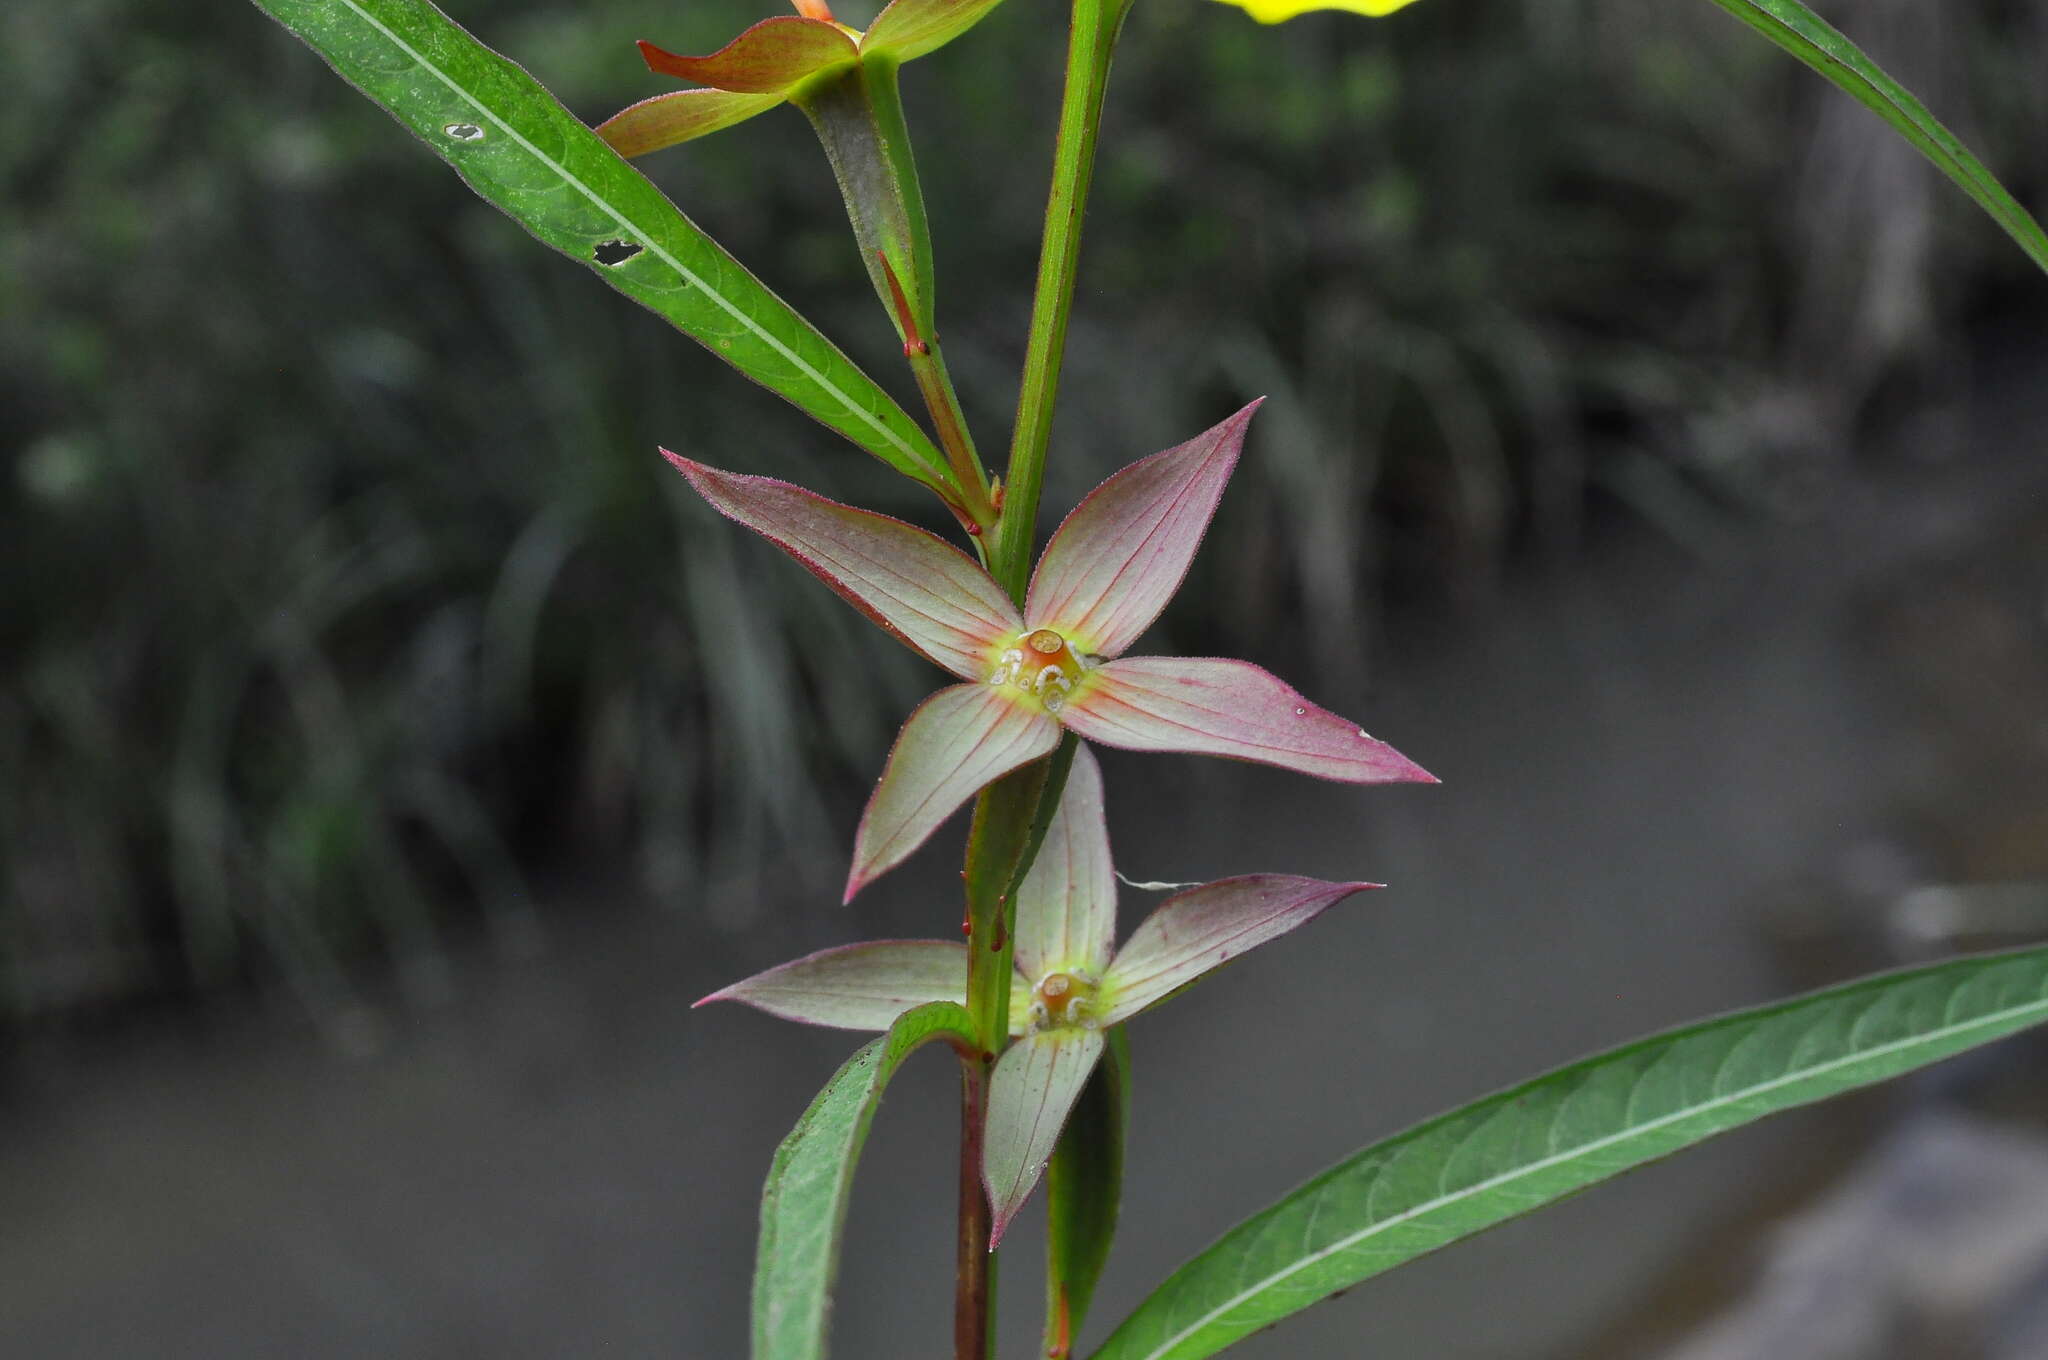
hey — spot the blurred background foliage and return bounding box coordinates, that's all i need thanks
[3,0,2044,1026]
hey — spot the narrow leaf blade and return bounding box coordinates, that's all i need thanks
[849,683,1059,901]
[595,88,784,158]
[1013,744,1118,983]
[1101,876,1377,1025]
[985,1028,1109,1247]
[248,0,957,491]
[755,1001,975,1360]
[1026,402,1261,658]
[696,939,971,1030]
[637,19,856,94]
[1090,944,2048,1360]
[1045,1027,1130,1359]
[666,455,1020,680]
[1062,657,1435,785]
[1702,0,2048,277]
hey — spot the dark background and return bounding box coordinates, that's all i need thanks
[4,0,2048,1355]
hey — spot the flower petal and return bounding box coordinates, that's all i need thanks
[694,939,969,1029]
[861,0,1008,64]
[667,454,1021,680]
[848,684,1060,901]
[1060,657,1437,784]
[594,88,787,158]
[1024,401,1261,657]
[1012,745,1117,983]
[983,1028,1107,1248]
[637,18,857,95]
[1213,0,1422,21]
[1101,877,1377,1024]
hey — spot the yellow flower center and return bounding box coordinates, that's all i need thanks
[988,628,1087,712]
[1028,970,1100,1032]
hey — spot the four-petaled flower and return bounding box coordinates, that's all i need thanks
[695,746,1379,1242]
[665,400,1435,902]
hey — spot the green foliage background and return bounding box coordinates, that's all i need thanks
[3,0,2043,1020]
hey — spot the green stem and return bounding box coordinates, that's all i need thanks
[990,0,1133,598]
[954,3,1127,1347]
[798,62,995,529]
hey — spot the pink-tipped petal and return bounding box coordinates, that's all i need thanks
[1101,876,1378,1024]
[694,939,970,1030]
[1060,657,1437,784]
[983,1029,1108,1249]
[846,684,1061,901]
[1024,401,1262,657]
[595,88,786,158]
[860,0,1008,63]
[637,19,857,94]
[1012,746,1117,982]
[667,454,1021,680]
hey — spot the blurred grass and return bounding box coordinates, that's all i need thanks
[2,0,2042,1023]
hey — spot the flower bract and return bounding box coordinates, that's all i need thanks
[664,400,1435,901]
[594,0,1005,159]
[692,746,1380,1241]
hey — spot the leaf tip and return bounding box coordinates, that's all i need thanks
[636,38,679,75]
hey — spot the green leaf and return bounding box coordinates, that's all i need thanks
[1045,1027,1130,1359]
[755,1001,976,1360]
[1090,943,2048,1360]
[1702,0,2048,277]
[247,0,959,496]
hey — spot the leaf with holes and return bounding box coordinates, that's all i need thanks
[247,0,961,500]
[1088,943,2048,1360]
[754,1001,976,1360]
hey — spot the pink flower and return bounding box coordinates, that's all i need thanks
[663,400,1434,901]
[694,747,1381,1243]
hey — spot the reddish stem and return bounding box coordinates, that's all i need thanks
[954,1054,995,1360]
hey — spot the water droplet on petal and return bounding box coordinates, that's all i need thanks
[443,122,485,142]
[1294,707,1306,716]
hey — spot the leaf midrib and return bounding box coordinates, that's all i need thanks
[1120,988,2048,1360]
[335,0,930,470]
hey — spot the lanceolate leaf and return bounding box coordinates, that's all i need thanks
[986,1027,1109,1248]
[754,1001,975,1360]
[695,939,972,1031]
[1091,944,2048,1360]
[1100,876,1378,1025]
[849,683,1059,902]
[1061,657,1436,785]
[665,456,1019,681]
[1701,0,2048,278]
[1026,402,1260,659]
[248,0,958,494]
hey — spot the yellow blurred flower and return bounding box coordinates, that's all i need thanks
[1216,0,1423,23]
